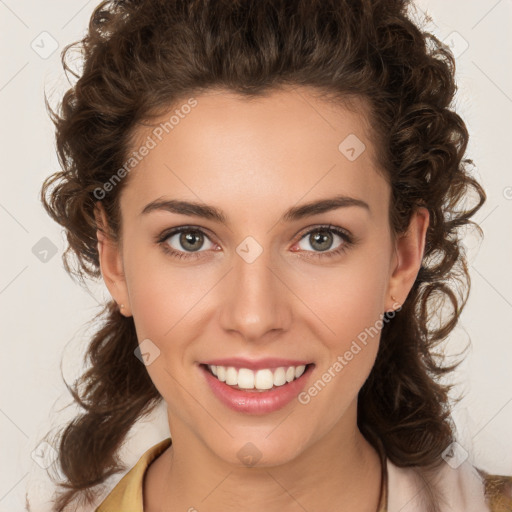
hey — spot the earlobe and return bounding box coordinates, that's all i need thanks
[385,207,429,312]
[94,202,132,317]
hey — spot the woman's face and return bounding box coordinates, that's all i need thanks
[98,86,427,467]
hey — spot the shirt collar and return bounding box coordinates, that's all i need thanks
[96,437,388,512]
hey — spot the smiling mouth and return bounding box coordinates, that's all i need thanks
[200,362,315,392]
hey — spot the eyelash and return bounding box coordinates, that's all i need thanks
[156,224,354,261]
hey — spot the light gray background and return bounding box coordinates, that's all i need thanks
[1,1,511,510]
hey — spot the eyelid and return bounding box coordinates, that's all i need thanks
[294,223,353,242]
[157,225,216,243]
[156,223,355,258]
[157,225,218,250]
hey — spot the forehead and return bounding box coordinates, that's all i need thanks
[121,87,389,221]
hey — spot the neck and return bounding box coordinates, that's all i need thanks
[144,404,383,512]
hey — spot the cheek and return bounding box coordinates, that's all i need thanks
[297,251,390,346]
[293,246,390,391]
[122,236,212,333]
[293,265,387,424]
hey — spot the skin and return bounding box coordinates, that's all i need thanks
[96,86,429,512]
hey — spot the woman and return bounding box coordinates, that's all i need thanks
[37,0,511,511]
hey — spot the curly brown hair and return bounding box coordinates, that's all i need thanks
[37,0,485,510]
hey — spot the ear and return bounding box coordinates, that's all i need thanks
[94,202,132,317]
[385,207,429,312]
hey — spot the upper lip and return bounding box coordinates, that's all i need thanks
[200,357,313,371]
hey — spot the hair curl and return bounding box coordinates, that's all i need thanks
[36,0,485,510]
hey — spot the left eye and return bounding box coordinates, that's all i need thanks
[295,226,349,253]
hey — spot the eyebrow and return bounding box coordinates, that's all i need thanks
[140,194,370,224]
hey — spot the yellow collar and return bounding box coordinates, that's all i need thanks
[96,437,172,512]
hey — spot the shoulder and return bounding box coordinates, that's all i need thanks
[386,457,512,512]
[477,468,512,512]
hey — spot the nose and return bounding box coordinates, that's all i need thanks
[218,245,292,343]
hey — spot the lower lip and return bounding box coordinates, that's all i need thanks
[199,364,314,415]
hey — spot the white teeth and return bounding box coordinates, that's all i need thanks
[225,367,238,385]
[255,369,274,390]
[238,368,255,389]
[206,364,308,390]
[295,365,306,378]
[273,367,286,386]
[216,365,226,382]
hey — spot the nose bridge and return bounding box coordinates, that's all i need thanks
[218,236,291,340]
